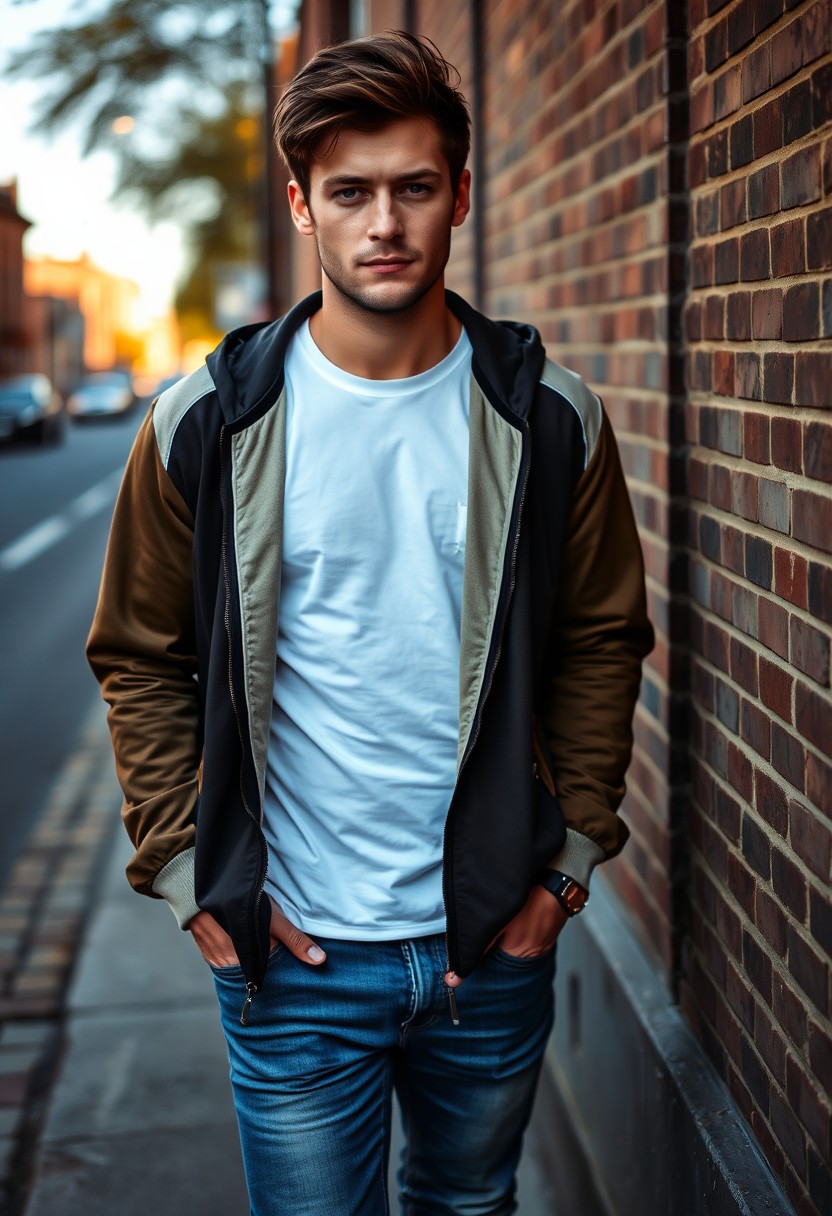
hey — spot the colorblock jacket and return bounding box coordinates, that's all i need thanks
[87,290,654,1001]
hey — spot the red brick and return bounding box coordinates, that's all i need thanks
[760,655,793,721]
[774,971,809,1048]
[796,680,832,752]
[795,352,831,408]
[751,288,782,340]
[715,237,739,284]
[728,741,754,801]
[717,785,743,843]
[807,208,832,271]
[735,352,761,401]
[722,523,745,574]
[744,412,770,464]
[731,636,759,694]
[710,465,733,511]
[801,0,832,66]
[771,17,805,86]
[759,598,789,659]
[804,422,832,483]
[808,561,832,628]
[783,282,820,342]
[809,1022,832,1096]
[775,549,808,609]
[731,472,758,522]
[726,951,756,1030]
[740,228,770,280]
[753,99,783,159]
[726,290,751,339]
[788,924,829,1015]
[720,178,746,229]
[704,293,725,339]
[806,750,832,817]
[771,722,806,790]
[770,217,805,277]
[713,350,735,395]
[742,699,771,759]
[786,1053,831,1158]
[756,886,788,957]
[781,146,822,209]
[743,43,771,103]
[756,768,790,835]
[790,799,832,881]
[771,415,801,471]
[790,616,831,686]
[793,489,832,553]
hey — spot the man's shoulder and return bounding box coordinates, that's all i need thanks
[152,365,216,470]
[537,355,603,469]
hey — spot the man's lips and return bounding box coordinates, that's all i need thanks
[360,258,414,272]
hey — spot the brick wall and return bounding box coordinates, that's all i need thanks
[475,0,687,984]
[683,2,831,1212]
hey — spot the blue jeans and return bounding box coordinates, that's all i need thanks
[211,932,555,1216]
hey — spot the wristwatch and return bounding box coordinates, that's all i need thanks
[538,869,589,916]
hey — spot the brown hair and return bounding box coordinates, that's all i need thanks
[273,31,471,200]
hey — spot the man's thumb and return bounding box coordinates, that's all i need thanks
[284,926,326,965]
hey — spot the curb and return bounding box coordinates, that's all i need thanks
[0,705,119,1216]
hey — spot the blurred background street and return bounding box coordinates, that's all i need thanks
[0,409,142,889]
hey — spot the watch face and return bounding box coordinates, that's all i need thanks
[563,881,588,912]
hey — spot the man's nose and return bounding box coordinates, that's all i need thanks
[367,195,402,240]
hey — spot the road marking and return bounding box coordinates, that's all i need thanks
[0,469,123,573]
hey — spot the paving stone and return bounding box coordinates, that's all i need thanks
[26,1124,247,1216]
[0,996,59,1019]
[41,1008,232,1141]
[0,1107,21,1137]
[0,1049,41,1074]
[0,1074,30,1106]
[0,1135,16,1177]
[0,1022,54,1049]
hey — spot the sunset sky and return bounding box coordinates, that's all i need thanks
[1,0,296,321]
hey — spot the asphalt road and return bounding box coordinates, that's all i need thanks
[0,406,146,889]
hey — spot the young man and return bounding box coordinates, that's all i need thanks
[88,31,653,1216]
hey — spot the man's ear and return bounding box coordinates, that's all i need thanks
[288,180,315,236]
[451,169,471,229]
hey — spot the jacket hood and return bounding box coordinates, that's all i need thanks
[205,289,546,427]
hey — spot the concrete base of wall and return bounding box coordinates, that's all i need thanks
[544,879,794,1216]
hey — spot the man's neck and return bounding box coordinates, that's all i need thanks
[308,280,461,380]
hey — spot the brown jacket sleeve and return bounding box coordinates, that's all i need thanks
[87,406,201,922]
[542,409,654,888]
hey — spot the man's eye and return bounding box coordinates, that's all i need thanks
[336,187,361,200]
[404,183,430,195]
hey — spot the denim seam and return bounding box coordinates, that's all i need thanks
[400,941,418,1031]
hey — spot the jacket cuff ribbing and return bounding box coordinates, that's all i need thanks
[151,848,199,929]
[547,828,606,890]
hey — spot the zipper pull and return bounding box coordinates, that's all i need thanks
[446,984,460,1027]
[240,982,257,1026]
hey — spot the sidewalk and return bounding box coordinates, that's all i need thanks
[11,711,604,1216]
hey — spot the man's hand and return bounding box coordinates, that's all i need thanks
[190,898,327,969]
[268,895,326,964]
[444,884,568,988]
[189,909,240,968]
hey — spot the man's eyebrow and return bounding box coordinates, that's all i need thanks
[320,168,444,189]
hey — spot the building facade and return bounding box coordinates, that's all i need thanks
[0,182,32,378]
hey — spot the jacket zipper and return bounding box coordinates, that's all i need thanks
[441,418,531,1022]
[219,424,269,1026]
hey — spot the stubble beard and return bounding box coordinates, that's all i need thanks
[314,231,452,317]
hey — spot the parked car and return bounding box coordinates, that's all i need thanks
[67,371,135,419]
[0,374,66,445]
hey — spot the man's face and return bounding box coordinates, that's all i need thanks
[288,116,470,314]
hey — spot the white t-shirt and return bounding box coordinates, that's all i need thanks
[262,319,473,939]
